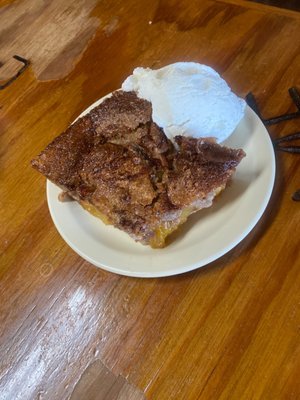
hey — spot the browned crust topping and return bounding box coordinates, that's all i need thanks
[31,90,245,246]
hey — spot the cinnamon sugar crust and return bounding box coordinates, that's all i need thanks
[32,90,245,247]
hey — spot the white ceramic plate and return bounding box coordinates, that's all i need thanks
[47,99,275,278]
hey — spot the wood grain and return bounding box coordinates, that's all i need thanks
[0,0,100,81]
[70,360,145,400]
[1,1,300,399]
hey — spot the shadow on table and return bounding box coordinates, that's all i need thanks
[248,0,300,12]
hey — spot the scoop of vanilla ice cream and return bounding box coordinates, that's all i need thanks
[122,62,245,142]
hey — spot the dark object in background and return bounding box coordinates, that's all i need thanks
[245,88,300,153]
[248,0,300,12]
[246,88,300,201]
[0,55,30,90]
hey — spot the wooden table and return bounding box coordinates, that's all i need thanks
[1,1,300,399]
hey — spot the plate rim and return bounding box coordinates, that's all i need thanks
[46,101,276,278]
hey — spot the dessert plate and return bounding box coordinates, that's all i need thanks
[47,101,275,278]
